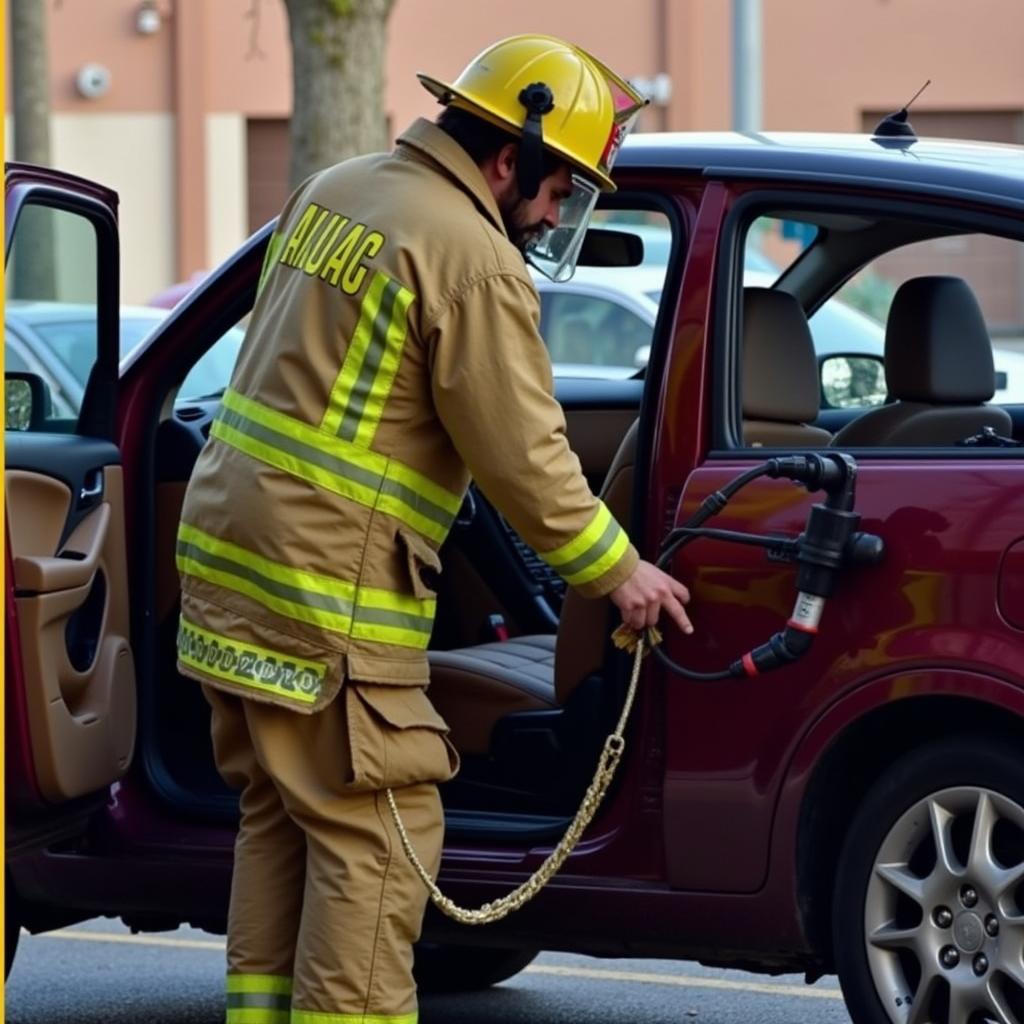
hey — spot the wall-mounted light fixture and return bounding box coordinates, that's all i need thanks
[135,0,162,35]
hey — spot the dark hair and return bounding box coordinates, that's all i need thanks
[435,105,564,181]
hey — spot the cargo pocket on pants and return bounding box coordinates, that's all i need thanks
[345,683,460,790]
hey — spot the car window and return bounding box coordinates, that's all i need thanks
[829,234,1024,406]
[539,292,652,375]
[736,205,1024,449]
[178,327,245,400]
[535,206,671,378]
[5,204,98,430]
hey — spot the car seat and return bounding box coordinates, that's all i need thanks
[427,420,639,756]
[741,288,832,447]
[830,276,1012,447]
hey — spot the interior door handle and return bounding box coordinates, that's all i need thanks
[79,470,104,505]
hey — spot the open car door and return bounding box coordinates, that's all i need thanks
[5,165,136,839]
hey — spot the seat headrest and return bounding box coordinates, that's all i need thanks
[885,276,996,403]
[742,288,820,424]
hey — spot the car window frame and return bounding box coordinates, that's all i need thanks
[711,186,1024,459]
[5,185,120,439]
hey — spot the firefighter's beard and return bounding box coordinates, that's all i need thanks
[499,191,546,255]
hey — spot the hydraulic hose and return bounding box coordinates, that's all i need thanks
[652,452,884,682]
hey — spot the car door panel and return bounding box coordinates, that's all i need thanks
[5,166,135,816]
[6,456,136,803]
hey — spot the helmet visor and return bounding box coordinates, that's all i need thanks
[525,173,601,282]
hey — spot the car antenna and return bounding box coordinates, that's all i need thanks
[872,80,930,139]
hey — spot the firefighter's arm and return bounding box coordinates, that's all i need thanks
[428,273,639,598]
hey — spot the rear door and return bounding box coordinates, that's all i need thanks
[5,165,136,833]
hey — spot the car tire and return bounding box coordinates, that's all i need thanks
[413,942,538,993]
[833,736,1024,1024]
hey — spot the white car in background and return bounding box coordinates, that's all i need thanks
[531,264,1024,405]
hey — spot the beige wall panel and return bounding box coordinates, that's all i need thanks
[206,113,249,268]
[52,113,175,305]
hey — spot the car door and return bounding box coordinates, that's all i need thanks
[5,165,136,833]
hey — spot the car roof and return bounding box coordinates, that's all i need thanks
[618,132,1024,210]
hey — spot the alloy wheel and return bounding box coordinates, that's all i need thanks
[865,786,1024,1024]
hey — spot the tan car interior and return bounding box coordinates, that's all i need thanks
[830,276,1013,446]
[6,466,137,802]
[741,287,832,448]
[427,419,639,756]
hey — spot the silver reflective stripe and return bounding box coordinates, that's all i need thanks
[226,993,292,1010]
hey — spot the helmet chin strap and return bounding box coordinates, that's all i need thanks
[516,82,554,200]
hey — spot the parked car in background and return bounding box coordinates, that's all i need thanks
[4,302,243,420]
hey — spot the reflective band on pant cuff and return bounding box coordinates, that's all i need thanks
[226,974,293,1024]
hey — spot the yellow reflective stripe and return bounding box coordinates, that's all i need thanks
[223,387,462,520]
[177,618,323,703]
[226,975,293,995]
[543,504,613,567]
[176,524,435,648]
[350,285,414,448]
[351,621,430,648]
[290,1011,417,1024]
[357,585,435,617]
[539,502,632,586]
[226,1011,290,1024]
[225,972,292,1024]
[177,548,355,635]
[214,388,460,545]
[179,523,357,602]
[257,232,284,296]
[561,523,630,587]
[210,418,382,514]
[321,271,390,435]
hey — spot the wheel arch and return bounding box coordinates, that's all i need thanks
[790,675,1024,969]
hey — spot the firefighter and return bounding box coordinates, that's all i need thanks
[175,33,693,1024]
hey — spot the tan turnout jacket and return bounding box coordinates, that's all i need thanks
[176,118,639,715]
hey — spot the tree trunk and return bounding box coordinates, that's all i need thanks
[10,0,56,300]
[283,0,395,191]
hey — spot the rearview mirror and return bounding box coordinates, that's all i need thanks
[821,354,887,410]
[577,228,644,268]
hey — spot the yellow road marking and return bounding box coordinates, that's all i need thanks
[38,929,844,1001]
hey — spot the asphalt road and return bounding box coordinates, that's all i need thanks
[4,919,855,1024]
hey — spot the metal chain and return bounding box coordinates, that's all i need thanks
[386,634,647,926]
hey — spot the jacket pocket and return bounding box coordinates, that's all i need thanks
[345,682,459,790]
[396,527,442,600]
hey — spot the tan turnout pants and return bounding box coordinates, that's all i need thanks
[203,683,450,1024]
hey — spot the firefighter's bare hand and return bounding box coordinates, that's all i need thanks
[610,560,693,635]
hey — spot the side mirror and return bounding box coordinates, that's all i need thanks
[820,354,887,410]
[5,372,52,431]
[577,228,644,268]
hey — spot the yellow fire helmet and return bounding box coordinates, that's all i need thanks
[419,34,648,281]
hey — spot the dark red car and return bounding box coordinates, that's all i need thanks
[6,126,1024,1024]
